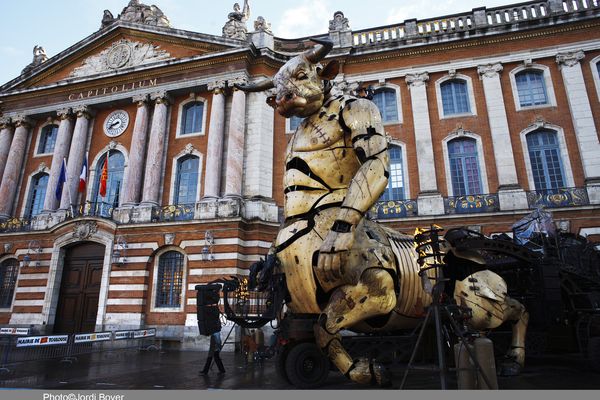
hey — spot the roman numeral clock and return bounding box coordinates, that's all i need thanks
[103,110,129,137]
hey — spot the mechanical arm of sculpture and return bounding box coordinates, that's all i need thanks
[237,38,528,385]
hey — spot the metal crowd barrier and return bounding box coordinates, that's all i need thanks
[0,328,157,374]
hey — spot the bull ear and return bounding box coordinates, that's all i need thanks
[318,60,340,81]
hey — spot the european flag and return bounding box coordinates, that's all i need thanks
[55,158,67,201]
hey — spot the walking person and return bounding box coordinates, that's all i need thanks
[200,331,225,375]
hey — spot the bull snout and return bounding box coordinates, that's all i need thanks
[275,92,307,117]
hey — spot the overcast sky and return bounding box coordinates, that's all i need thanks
[0,0,513,84]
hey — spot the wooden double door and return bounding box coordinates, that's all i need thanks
[54,242,105,334]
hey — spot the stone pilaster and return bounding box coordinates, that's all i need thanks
[60,105,94,210]
[244,89,274,198]
[43,108,74,212]
[0,117,15,184]
[0,115,33,219]
[224,80,247,198]
[556,51,600,204]
[406,72,443,216]
[141,91,170,207]
[203,81,227,199]
[477,63,528,211]
[121,94,150,206]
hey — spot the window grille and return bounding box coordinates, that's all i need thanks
[0,259,19,308]
[156,251,184,308]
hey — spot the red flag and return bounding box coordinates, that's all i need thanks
[99,154,108,197]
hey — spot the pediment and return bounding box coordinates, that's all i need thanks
[3,24,245,91]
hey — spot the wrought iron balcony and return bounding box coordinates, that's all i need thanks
[370,199,418,219]
[526,187,590,209]
[0,217,32,233]
[444,194,500,214]
[67,201,115,219]
[151,204,195,222]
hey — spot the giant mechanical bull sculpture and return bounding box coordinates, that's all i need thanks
[237,38,529,386]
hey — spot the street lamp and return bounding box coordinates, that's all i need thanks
[112,235,127,266]
[22,240,41,268]
[201,230,215,261]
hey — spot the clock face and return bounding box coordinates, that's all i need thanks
[104,110,129,137]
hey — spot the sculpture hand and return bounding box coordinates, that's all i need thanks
[317,230,354,282]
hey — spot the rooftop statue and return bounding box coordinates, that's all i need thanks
[105,0,170,28]
[237,38,529,385]
[329,11,350,32]
[223,1,250,40]
[21,45,48,75]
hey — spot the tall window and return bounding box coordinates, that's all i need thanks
[448,138,482,196]
[38,124,58,154]
[380,146,405,201]
[156,251,184,308]
[289,116,303,132]
[174,155,199,205]
[515,70,548,107]
[372,88,399,122]
[440,80,470,115]
[181,102,204,135]
[527,130,565,193]
[93,151,125,216]
[0,259,19,308]
[25,173,49,218]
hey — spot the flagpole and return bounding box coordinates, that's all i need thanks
[65,157,76,217]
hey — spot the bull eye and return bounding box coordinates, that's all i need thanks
[296,71,308,80]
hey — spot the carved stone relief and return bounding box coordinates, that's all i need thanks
[72,221,98,240]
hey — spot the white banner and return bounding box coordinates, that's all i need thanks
[16,335,69,347]
[0,327,30,336]
[73,332,112,343]
[133,328,156,338]
[114,330,134,340]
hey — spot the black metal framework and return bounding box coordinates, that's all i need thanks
[0,258,19,308]
[155,251,184,308]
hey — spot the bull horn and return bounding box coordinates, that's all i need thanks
[304,37,334,64]
[234,79,275,93]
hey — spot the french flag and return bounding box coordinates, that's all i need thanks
[78,153,88,193]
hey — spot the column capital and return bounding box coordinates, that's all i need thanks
[56,108,73,120]
[207,80,227,95]
[405,72,429,88]
[230,77,249,91]
[150,90,171,105]
[73,105,95,119]
[13,115,34,128]
[556,50,585,68]
[477,63,503,79]
[0,117,13,129]
[132,93,149,106]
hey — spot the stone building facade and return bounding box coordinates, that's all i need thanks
[0,0,599,347]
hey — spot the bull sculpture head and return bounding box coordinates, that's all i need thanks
[235,38,339,118]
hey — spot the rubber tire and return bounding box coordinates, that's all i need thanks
[588,337,600,372]
[284,342,330,389]
[276,343,292,384]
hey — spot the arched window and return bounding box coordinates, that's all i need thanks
[515,70,548,107]
[288,116,303,132]
[380,145,405,201]
[448,138,482,196]
[93,151,125,216]
[526,130,565,193]
[181,102,204,135]
[440,80,470,115]
[38,124,58,154]
[25,173,49,218]
[372,88,399,122]
[174,155,199,205]
[0,259,19,308]
[155,251,184,308]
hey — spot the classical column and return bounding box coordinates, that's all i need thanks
[0,117,15,183]
[43,108,74,212]
[223,80,247,198]
[203,81,227,198]
[0,115,33,219]
[244,89,274,198]
[140,91,170,207]
[60,105,93,210]
[406,73,444,216]
[121,94,150,206]
[478,63,528,211]
[556,51,600,204]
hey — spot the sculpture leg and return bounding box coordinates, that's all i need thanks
[500,296,529,376]
[314,268,396,386]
